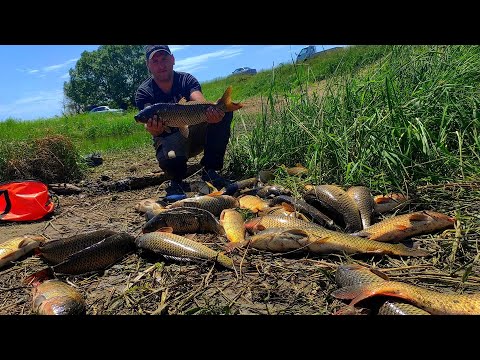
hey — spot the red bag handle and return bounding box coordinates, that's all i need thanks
[0,189,12,217]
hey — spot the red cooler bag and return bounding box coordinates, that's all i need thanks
[0,180,55,222]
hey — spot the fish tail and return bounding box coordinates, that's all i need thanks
[218,86,243,112]
[332,281,414,307]
[396,244,430,257]
[23,268,53,286]
[216,252,234,269]
[224,240,248,253]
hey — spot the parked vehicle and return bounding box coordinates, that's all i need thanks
[232,67,257,75]
[296,46,317,63]
[90,106,124,113]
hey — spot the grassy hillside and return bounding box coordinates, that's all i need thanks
[1,45,480,192]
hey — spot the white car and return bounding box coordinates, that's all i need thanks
[90,106,125,113]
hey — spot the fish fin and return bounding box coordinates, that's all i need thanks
[351,231,370,238]
[370,267,390,280]
[409,213,430,221]
[310,235,330,244]
[23,268,53,286]
[219,209,227,222]
[177,97,188,104]
[256,224,266,231]
[207,190,224,197]
[331,284,365,300]
[156,227,174,233]
[224,240,249,253]
[332,283,393,307]
[205,181,218,193]
[16,239,31,248]
[217,86,243,112]
[281,202,295,212]
[333,305,368,315]
[374,196,391,204]
[179,126,189,138]
[394,224,408,230]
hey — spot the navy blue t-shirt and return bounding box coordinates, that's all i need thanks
[135,71,201,138]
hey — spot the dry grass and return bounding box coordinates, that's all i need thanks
[1,175,479,315]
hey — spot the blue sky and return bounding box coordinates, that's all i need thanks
[0,45,344,122]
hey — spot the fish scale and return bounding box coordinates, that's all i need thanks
[39,229,117,264]
[143,207,223,234]
[304,184,362,232]
[335,264,430,315]
[245,215,429,256]
[135,232,233,269]
[134,86,243,134]
[332,280,480,315]
[346,186,375,229]
[32,279,85,315]
[0,235,46,269]
[352,210,455,242]
[168,194,239,217]
[52,232,135,275]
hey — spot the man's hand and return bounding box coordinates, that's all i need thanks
[205,106,225,124]
[145,115,165,136]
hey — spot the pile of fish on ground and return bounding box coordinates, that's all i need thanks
[1,166,480,315]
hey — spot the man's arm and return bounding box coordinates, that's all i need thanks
[190,90,224,124]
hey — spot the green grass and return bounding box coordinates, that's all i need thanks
[1,45,480,191]
[226,45,480,193]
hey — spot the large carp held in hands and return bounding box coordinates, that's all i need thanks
[134,86,243,138]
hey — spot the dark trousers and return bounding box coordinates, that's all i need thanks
[155,111,233,181]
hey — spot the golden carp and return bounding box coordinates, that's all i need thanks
[0,235,46,269]
[135,231,234,269]
[304,184,362,232]
[284,163,308,176]
[335,263,430,315]
[168,192,239,217]
[246,227,311,252]
[189,180,217,195]
[238,195,270,213]
[32,279,85,315]
[143,207,224,234]
[38,229,117,264]
[346,186,375,229]
[331,280,480,315]
[254,185,292,198]
[257,170,274,183]
[219,209,246,243]
[373,193,409,214]
[223,177,258,196]
[51,232,135,275]
[134,198,166,213]
[352,210,455,242]
[134,86,243,138]
[269,195,334,228]
[259,205,310,221]
[244,215,429,257]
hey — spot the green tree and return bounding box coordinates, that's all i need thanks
[64,45,148,113]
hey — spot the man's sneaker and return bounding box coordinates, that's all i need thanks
[201,169,231,189]
[164,180,190,201]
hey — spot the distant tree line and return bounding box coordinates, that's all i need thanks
[63,45,149,114]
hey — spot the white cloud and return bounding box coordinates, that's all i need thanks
[43,58,78,72]
[60,73,70,79]
[0,89,64,121]
[175,47,243,73]
[170,45,190,52]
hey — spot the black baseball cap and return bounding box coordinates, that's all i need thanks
[145,45,172,60]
